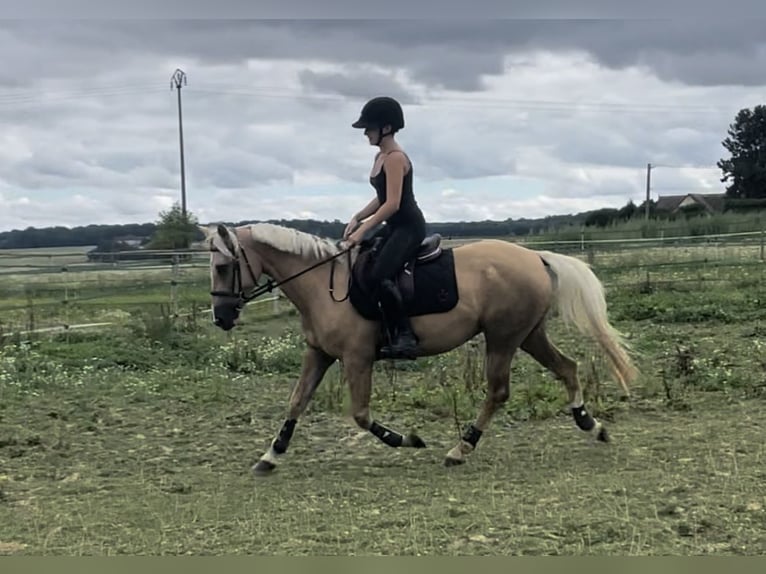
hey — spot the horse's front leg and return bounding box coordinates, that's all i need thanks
[252,345,335,476]
[343,356,427,450]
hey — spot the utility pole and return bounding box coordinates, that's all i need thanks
[645,162,652,221]
[170,68,188,219]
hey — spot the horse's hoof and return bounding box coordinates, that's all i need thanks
[444,456,465,467]
[597,427,610,443]
[252,460,276,476]
[407,433,427,448]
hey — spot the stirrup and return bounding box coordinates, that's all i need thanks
[379,346,418,360]
[379,332,419,360]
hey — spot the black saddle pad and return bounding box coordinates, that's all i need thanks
[349,248,459,321]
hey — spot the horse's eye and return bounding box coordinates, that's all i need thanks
[215,263,229,274]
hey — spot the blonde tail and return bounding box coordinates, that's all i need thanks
[538,250,637,396]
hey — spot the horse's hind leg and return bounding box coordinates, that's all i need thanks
[444,335,517,466]
[521,321,609,443]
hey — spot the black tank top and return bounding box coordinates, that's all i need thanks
[369,152,425,229]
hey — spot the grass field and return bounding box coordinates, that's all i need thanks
[1,238,765,555]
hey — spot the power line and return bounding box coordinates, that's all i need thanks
[647,164,721,170]
[0,80,747,116]
[0,85,164,106]
[193,81,739,110]
[192,87,739,115]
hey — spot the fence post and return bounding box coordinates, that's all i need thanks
[62,264,70,336]
[273,287,280,314]
[170,254,179,317]
[760,222,764,262]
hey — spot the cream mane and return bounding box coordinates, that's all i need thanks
[246,223,342,260]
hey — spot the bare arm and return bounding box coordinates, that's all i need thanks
[354,197,381,222]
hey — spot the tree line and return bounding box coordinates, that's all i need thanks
[0,208,592,251]
[4,197,762,256]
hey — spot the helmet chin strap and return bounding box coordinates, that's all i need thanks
[372,127,392,146]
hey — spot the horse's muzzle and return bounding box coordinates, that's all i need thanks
[213,304,239,331]
[214,317,235,331]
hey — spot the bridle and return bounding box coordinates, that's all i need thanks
[209,242,354,305]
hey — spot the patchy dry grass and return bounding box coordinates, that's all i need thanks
[0,372,764,555]
[1,310,765,555]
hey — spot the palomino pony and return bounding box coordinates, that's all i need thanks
[200,222,637,475]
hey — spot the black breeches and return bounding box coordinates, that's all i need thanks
[367,224,425,286]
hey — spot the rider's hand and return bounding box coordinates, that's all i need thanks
[346,227,366,247]
[343,217,359,239]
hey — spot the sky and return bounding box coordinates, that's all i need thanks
[1,12,766,231]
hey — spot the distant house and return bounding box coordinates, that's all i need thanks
[113,235,148,248]
[655,193,726,215]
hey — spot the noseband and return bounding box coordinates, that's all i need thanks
[209,245,265,303]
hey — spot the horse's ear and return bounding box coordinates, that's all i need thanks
[198,225,211,239]
[216,223,238,254]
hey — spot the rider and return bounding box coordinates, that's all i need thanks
[343,96,427,360]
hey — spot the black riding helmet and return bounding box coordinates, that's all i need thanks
[352,96,405,134]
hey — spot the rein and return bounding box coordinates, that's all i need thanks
[211,242,354,304]
[329,248,353,302]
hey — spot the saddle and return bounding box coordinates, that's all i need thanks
[349,233,459,321]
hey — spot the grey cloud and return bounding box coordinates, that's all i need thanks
[190,151,294,189]
[8,154,89,190]
[120,166,179,191]
[0,22,150,88]
[95,150,167,174]
[410,134,518,180]
[533,20,766,87]
[3,20,766,94]
[638,48,766,87]
[298,68,420,104]
[10,0,762,19]
[274,20,766,88]
[407,47,507,91]
[578,175,643,200]
[550,115,728,170]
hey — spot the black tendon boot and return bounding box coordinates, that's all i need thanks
[377,279,419,360]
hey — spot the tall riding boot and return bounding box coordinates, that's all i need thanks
[377,279,419,360]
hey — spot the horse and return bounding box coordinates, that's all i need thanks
[200,222,638,476]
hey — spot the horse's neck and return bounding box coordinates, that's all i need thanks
[249,241,333,315]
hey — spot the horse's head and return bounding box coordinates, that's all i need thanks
[200,223,263,331]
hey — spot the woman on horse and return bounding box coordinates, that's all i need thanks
[343,96,427,360]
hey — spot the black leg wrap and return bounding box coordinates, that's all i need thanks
[272,418,297,455]
[369,421,404,448]
[572,404,596,431]
[462,424,483,448]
